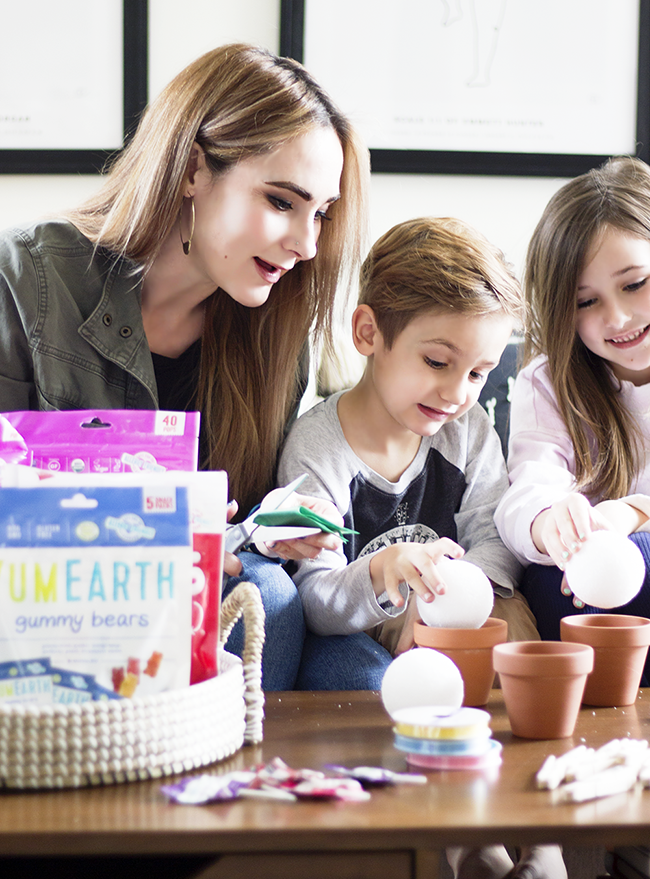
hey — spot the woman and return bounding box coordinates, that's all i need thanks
[0,43,384,689]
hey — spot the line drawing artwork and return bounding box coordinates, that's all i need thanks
[299,0,641,163]
[441,0,508,87]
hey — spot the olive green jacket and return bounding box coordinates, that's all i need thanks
[0,220,158,411]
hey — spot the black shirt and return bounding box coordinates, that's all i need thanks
[151,339,201,412]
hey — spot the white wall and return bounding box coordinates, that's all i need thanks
[0,0,566,275]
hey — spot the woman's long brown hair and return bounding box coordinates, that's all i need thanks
[67,44,369,513]
[524,156,650,500]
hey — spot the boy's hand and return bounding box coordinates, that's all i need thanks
[265,493,343,561]
[369,537,464,608]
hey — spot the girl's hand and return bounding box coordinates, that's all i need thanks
[559,572,586,609]
[369,537,464,609]
[223,499,243,577]
[264,493,343,561]
[594,499,649,535]
[531,493,612,569]
[557,499,649,607]
[533,495,649,571]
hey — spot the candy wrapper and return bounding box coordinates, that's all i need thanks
[161,772,256,804]
[0,484,194,699]
[0,657,53,705]
[325,764,427,786]
[0,409,200,475]
[161,757,428,805]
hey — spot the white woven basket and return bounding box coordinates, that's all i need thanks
[0,580,265,789]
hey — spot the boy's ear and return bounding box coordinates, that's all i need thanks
[352,304,381,356]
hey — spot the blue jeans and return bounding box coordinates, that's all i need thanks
[223,552,393,691]
[223,551,305,691]
[296,631,393,691]
[519,531,650,684]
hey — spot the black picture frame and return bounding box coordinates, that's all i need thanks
[0,0,148,175]
[280,0,650,177]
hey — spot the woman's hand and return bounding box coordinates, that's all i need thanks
[531,493,612,569]
[223,499,243,578]
[368,537,464,609]
[265,493,344,561]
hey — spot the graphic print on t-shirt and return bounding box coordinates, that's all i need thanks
[342,446,466,564]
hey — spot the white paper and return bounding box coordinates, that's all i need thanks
[0,0,124,149]
[303,0,640,156]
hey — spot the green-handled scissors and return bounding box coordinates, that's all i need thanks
[224,473,308,555]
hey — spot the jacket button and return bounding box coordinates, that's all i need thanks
[102,313,112,326]
[119,326,133,338]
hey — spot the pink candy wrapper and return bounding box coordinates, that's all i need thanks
[0,410,200,474]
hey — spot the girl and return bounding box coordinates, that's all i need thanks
[495,156,650,654]
[0,43,375,690]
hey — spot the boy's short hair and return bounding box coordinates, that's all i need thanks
[359,217,524,349]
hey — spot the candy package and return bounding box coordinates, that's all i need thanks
[0,484,194,701]
[0,409,200,474]
[29,469,227,685]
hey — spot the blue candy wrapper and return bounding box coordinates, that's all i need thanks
[0,657,53,705]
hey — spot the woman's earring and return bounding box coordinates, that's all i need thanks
[180,196,195,255]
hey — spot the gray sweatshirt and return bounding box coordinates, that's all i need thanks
[278,391,522,636]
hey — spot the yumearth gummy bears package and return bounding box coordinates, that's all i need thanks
[29,469,227,685]
[0,485,194,697]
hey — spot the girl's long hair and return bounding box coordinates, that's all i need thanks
[67,44,369,512]
[524,156,650,499]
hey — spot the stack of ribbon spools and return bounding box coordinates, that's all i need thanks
[391,706,502,770]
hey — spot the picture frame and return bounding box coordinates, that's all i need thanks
[0,0,148,174]
[280,0,650,176]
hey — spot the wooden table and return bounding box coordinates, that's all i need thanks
[2,689,650,878]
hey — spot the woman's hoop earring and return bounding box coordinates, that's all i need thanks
[180,196,195,255]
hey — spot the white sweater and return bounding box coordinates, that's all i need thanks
[494,355,650,566]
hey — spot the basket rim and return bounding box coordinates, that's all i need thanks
[0,649,243,719]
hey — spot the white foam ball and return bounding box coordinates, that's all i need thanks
[416,557,494,628]
[380,647,464,719]
[565,530,645,609]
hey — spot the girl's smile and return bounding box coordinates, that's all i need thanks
[606,324,650,348]
[576,228,650,385]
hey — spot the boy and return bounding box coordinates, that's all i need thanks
[277,217,565,878]
[278,216,534,657]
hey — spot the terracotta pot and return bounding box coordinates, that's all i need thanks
[413,618,508,707]
[492,641,594,739]
[560,614,650,707]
